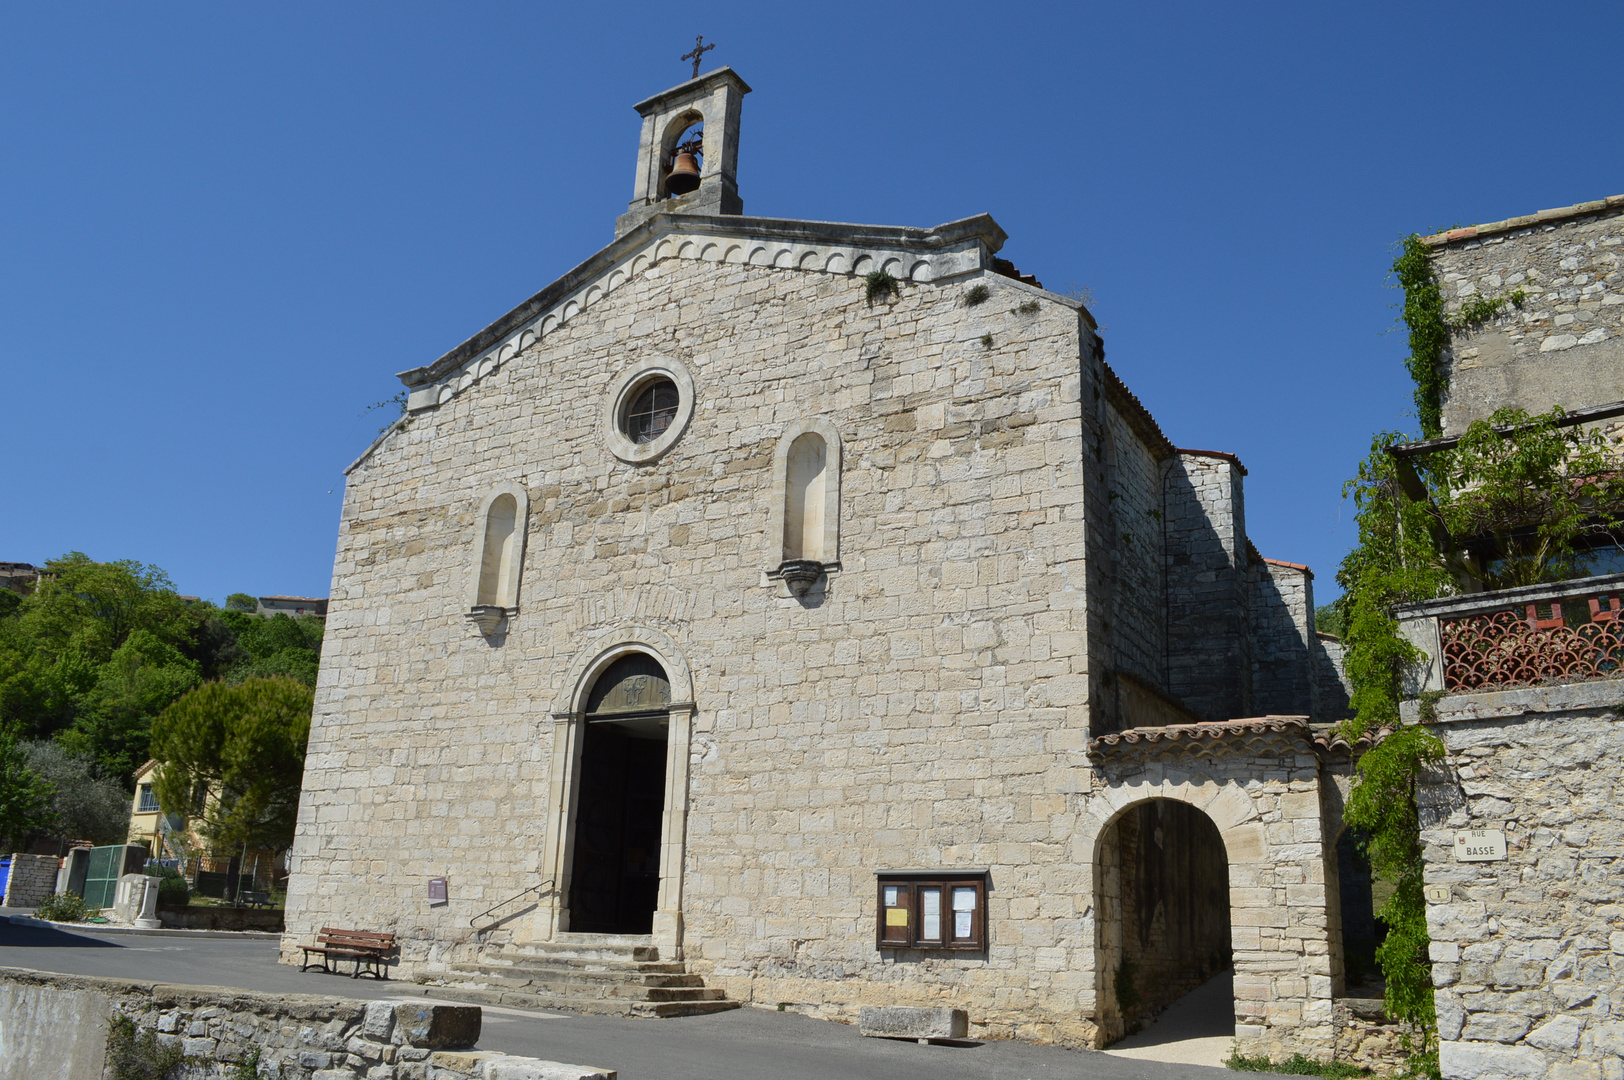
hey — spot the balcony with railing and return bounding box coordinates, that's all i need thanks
[1396,571,1624,700]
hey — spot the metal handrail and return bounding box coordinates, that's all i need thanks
[470,878,555,930]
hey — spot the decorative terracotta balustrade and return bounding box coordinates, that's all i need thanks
[1439,590,1624,691]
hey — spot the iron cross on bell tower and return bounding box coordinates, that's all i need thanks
[680,35,715,79]
[614,56,751,238]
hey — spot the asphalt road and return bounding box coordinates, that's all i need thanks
[0,919,1288,1080]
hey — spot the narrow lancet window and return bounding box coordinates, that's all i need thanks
[783,433,827,562]
[768,419,841,597]
[466,482,529,635]
[477,494,517,607]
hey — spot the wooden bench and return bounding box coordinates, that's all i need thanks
[300,927,396,979]
[240,890,271,909]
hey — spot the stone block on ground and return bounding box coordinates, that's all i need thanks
[393,1000,481,1048]
[481,1057,619,1080]
[859,1005,968,1041]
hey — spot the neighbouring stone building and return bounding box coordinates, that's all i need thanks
[1429,194,1624,438]
[284,66,1363,1059]
[0,561,40,596]
[1383,198,1624,1079]
[257,595,329,618]
[1399,590,1624,1080]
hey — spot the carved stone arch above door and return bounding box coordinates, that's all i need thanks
[554,624,695,716]
[537,624,697,957]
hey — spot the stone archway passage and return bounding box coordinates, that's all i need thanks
[566,653,671,935]
[1097,799,1233,1043]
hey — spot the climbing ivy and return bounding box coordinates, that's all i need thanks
[1332,437,1448,1076]
[1391,233,1526,439]
[1393,236,1450,440]
[1335,412,1624,1076]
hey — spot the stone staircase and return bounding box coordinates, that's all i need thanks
[414,933,739,1018]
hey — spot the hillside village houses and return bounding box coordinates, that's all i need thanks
[282,62,1370,1063]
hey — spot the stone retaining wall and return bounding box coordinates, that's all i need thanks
[2,852,59,908]
[1330,998,1414,1073]
[158,904,285,932]
[0,967,613,1080]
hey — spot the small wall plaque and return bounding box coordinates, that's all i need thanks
[1453,829,1507,862]
[428,877,448,905]
[1425,885,1451,903]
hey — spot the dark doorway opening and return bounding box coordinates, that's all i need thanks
[1097,799,1233,1042]
[1336,828,1386,995]
[567,654,671,935]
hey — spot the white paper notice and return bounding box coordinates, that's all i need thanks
[921,888,941,939]
[952,887,975,938]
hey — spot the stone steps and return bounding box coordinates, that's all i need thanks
[458,954,691,974]
[415,982,740,1019]
[448,962,705,988]
[416,933,739,1019]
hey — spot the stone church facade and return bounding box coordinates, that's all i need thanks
[284,67,1359,1059]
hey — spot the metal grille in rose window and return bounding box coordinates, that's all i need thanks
[1440,593,1624,690]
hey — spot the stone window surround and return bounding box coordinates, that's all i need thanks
[602,356,696,465]
[464,480,529,634]
[765,417,843,584]
[535,625,696,957]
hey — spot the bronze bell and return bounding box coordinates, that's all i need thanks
[666,151,702,196]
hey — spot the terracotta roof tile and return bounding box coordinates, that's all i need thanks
[1088,717,1386,760]
[1421,194,1624,248]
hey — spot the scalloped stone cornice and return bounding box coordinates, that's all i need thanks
[394,211,1009,409]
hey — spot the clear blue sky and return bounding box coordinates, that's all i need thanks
[2,2,1620,605]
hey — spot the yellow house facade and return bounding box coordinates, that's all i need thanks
[127,759,281,894]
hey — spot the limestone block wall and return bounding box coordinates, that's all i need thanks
[1429,197,1624,435]
[0,968,610,1080]
[285,249,1119,1038]
[1099,400,1167,698]
[2,853,58,908]
[1314,634,1353,723]
[1162,453,1253,723]
[1415,681,1624,1080]
[1249,560,1316,718]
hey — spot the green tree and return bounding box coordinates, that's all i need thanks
[24,740,133,846]
[0,556,322,788]
[150,677,313,856]
[217,610,324,686]
[0,553,201,751]
[58,630,201,781]
[224,593,258,613]
[1313,603,1345,639]
[0,729,55,851]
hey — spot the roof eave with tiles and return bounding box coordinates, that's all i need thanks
[1087,716,1381,760]
[1422,193,1624,248]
